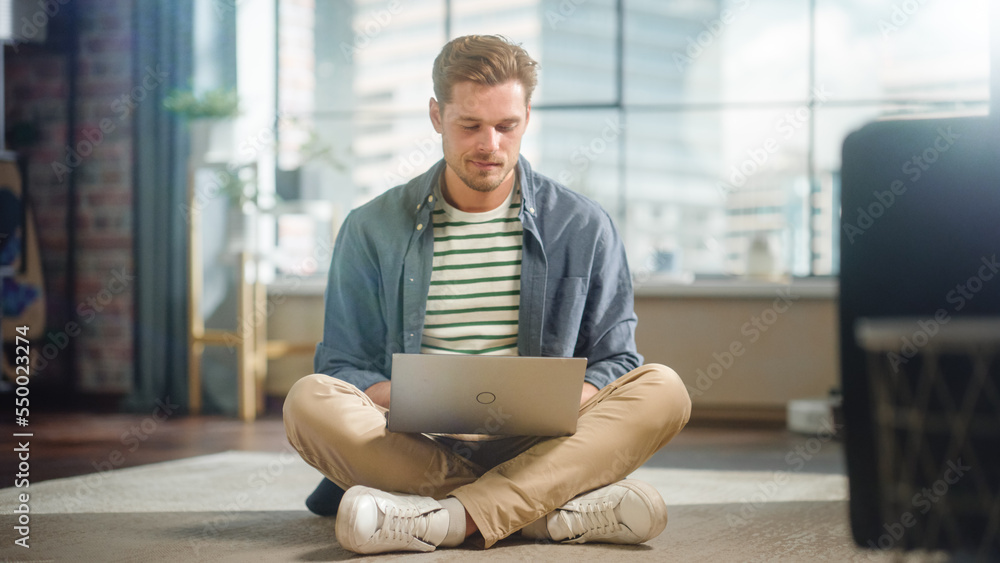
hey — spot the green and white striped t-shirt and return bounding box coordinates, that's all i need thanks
[420,180,523,355]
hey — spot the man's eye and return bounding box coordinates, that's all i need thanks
[462,125,478,131]
[497,125,516,132]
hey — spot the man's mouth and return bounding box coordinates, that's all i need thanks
[470,159,502,171]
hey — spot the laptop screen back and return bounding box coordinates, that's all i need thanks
[388,354,587,436]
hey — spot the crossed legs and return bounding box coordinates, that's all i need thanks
[283,363,691,548]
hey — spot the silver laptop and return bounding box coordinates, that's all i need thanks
[387,354,587,436]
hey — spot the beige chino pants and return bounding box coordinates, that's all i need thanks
[283,363,692,548]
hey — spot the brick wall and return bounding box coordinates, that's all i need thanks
[6,0,135,394]
[6,31,73,391]
[73,0,134,393]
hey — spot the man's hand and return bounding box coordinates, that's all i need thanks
[580,382,599,405]
[365,381,392,409]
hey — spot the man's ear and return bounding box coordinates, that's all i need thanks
[429,97,443,133]
[524,103,531,128]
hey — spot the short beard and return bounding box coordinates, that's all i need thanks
[455,160,512,193]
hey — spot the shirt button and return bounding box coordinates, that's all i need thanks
[416,223,423,230]
[529,207,535,214]
[416,204,421,210]
[427,195,434,202]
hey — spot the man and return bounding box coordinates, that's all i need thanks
[283,35,691,554]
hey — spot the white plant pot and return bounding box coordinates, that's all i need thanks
[189,118,234,166]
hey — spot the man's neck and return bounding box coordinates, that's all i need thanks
[441,166,516,213]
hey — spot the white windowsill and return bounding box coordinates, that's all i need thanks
[633,276,838,299]
[266,275,328,296]
[266,273,839,299]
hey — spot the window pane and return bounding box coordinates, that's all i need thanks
[263,112,443,282]
[624,0,810,105]
[624,108,810,278]
[450,0,618,105]
[812,106,888,277]
[314,0,446,113]
[529,109,623,219]
[277,0,993,282]
[302,113,443,205]
[815,0,991,103]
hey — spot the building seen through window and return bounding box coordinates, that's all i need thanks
[257,0,990,283]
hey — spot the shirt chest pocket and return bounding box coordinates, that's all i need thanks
[541,276,589,356]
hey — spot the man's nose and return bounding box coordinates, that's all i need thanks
[478,127,500,153]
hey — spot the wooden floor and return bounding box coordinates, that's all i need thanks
[0,412,289,483]
[0,410,845,484]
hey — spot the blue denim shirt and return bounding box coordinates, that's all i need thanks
[314,155,643,392]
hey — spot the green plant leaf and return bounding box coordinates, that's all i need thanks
[163,88,239,119]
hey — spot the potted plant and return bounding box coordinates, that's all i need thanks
[163,87,239,166]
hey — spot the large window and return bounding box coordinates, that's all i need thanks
[264,0,991,282]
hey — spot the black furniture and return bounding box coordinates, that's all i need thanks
[840,115,1000,558]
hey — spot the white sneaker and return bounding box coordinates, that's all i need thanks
[335,486,451,554]
[521,479,668,544]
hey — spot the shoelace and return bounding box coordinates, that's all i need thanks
[376,505,432,543]
[560,501,622,539]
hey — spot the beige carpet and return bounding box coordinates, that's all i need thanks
[0,449,918,562]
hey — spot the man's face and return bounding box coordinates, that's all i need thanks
[430,80,530,194]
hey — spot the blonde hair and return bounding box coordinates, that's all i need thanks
[432,35,539,107]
